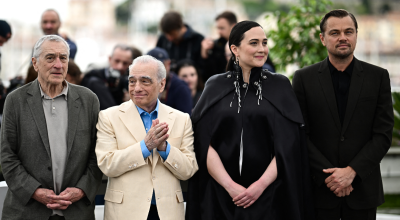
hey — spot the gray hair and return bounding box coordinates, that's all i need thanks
[129,55,166,82]
[33,35,70,60]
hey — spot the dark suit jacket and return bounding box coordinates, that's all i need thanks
[0,79,103,220]
[292,57,394,210]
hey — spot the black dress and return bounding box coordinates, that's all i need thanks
[186,67,315,220]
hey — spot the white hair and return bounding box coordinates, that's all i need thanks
[33,35,70,60]
[129,55,166,81]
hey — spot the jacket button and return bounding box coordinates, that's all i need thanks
[340,136,345,141]
[48,167,52,171]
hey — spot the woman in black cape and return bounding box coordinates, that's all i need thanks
[185,21,315,220]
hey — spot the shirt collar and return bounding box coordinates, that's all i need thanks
[327,57,355,76]
[39,81,69,100]
[136,99,160,116]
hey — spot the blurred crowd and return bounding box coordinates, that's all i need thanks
[0,9,276,126]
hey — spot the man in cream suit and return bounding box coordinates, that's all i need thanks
[95,55,198,220]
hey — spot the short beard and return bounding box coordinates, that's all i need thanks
[330,48,353,60]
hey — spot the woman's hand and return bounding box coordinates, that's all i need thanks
[233,180,267,208]
[225,181,247,200]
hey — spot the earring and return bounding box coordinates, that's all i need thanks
[234,57,240,73]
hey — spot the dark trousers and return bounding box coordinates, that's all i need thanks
[147,205,160,220]
[48,215,65,220]
[315,198,377,220]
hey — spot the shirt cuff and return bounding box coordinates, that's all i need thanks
[140,140,151,159]
[157,142,171,161]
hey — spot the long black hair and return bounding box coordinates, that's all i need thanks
[226,21,262,71]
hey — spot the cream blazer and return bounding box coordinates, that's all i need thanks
[95,101,198,220]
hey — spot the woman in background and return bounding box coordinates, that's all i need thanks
[176,59,204,108]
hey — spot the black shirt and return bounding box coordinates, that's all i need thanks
[156,24,204,71]
[201,37,228,82]
[327,57,355,125]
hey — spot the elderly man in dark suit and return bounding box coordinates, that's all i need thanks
[293,9,394,220]
[0,35,102,220]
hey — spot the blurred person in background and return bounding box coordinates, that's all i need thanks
[0,20,11,129]
[25,65,38,84]
[263,56,276,73]
[66,60,82,85]
[156,11,204,72]
[176,59,204,108]
[41,9,77,59]
[0,20,11,47]
[147,47,192,115]
[6,76,24,94]
[0,20,12,74]
[81,44,141,110]
[201,11,237,82]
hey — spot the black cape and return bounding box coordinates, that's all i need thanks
[186,67,315,220]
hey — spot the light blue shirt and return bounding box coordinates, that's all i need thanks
[136,100,171,160]
[136,100,171,205]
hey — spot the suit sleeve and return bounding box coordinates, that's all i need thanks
[0,95,41,205]
[348,70,393,181]
[162,114,198,180]
[292,70,334,186]
[75,94,103,205]
[95,110,148,178]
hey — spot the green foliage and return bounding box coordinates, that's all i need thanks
[379,194,400,208]
[392,92,400,145]
[241,0,290,20]
[267,0,332,75]
[116,0,134,25]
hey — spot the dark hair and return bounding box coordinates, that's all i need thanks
[215,11,237,25]
[25,65,38,84]
[160,11,184,34]
[175,59,204,91]
[320,9,358,35]
[0,20,12,38]
[227,21,262,71]
[131,46,142,60]
[112,44,142,61]
[67,60,82,84]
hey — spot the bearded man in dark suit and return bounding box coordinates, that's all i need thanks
[293,9,394,220]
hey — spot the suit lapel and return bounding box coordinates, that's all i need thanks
[152,103,176,171]
[66,84,81,159]
[119,101,151,163]
[318,59,342,132]
[26,80,51,158]
[341,58,364,135]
